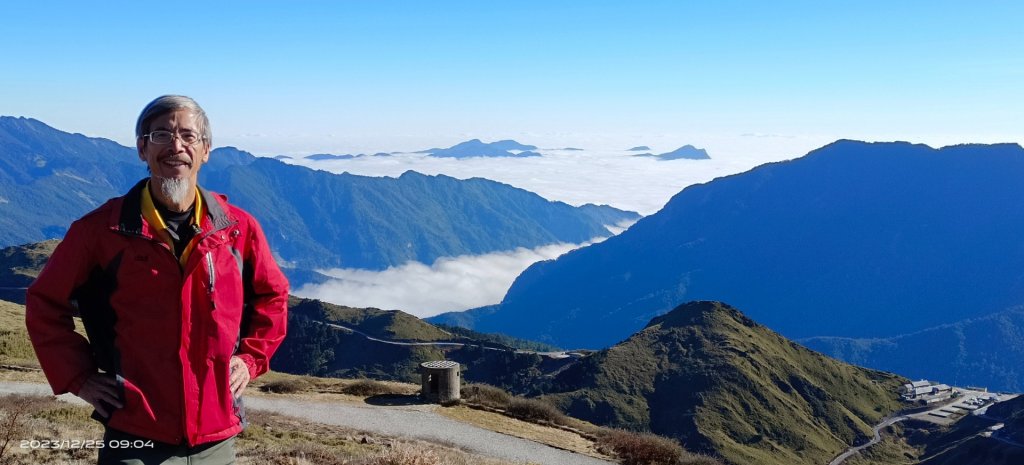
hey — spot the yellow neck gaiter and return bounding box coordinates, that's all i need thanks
[141,180,205,267]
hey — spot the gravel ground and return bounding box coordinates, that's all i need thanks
[0,381,614,465]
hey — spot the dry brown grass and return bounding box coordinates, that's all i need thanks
[0,301,37,368]
[249,371,419,401]
[506,398,568,425]
[0,393,102,465]
[0,368,46,384]
[597,429,723,465]
[462,383,512,409]
[461,384,578,428]
[359,444,464,465]
[341,379,405,397]
[260,378,312,394]
[436,404,613,461]
[0,299,85,370]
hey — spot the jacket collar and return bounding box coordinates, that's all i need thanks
[116,178,233,236]
[197,184,234,231]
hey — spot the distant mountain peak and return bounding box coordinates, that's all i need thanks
[0,115,121,145]
[0,115,49,129]
[656,145,710,160]
[631,144,710,160]
[645,300,752,330]
[305,153,360,160]
[206,146,258,170]
[421,139,540,158]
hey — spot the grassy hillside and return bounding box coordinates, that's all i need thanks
[0,240,58,303]
[288,296,454,342]
[0,299,37,366]
[276,300,575,389]
[435,323,563,352]
[542,301,906,465]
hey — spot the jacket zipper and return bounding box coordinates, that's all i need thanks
[205,251,217,309]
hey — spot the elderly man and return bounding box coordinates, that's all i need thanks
[26,95,289,464]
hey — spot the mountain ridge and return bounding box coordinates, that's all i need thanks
[0,117,639,276]
[541,300,905,465]
[418,139,541,158]
[429,140,1024,390]
[633,144,711,160]
[801,307,1024,391]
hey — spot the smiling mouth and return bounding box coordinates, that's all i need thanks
[161,158,192,168]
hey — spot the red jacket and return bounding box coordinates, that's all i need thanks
[26,180,289,445]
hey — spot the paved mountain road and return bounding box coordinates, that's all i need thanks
[0,381,614,465]
[828,415,908,465]
[320,321,571,358]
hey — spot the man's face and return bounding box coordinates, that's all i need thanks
[136,109,209,184]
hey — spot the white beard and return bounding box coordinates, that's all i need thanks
[155,176,193,206]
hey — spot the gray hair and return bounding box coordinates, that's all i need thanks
[135,95,212,146]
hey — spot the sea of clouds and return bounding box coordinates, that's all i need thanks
[293,239,604,318]
[284,147,794,215]
[287,144,796,316]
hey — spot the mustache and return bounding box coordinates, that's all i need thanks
[160,155,193,166]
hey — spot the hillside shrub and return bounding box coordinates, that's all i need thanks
[343,379,398,397]
[0,394,51,462]
[598,429,722,465]
[506,397,567,425]
[260,378,310,394]
[462,383,512,409]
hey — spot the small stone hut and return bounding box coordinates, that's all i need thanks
[420,360,460,403]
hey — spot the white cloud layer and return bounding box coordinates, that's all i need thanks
[283,146,799,216]
[293,239,604,318]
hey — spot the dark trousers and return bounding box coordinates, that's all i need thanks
[97,428,236,465]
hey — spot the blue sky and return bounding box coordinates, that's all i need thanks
[1,1,1021,158]
[4,1,1023,314]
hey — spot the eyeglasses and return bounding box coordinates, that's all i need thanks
[142,130,204,146]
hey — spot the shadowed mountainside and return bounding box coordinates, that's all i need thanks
[431,141,1024,393]
[802,308,1024,391]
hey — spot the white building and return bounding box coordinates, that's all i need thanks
[901,380,954,401]
[901,380,932,395]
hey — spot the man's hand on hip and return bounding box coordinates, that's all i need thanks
[229,356,251,398]
[77,373,123,418]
